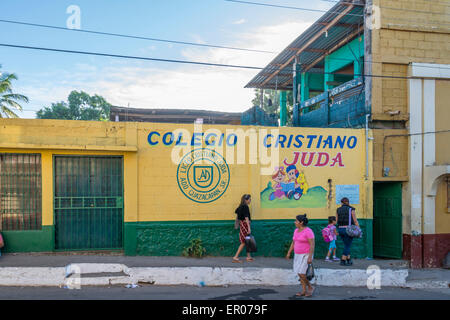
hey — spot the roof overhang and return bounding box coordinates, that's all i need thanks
[245,0,365,90]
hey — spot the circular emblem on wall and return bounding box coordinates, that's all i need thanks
[177,148,230,203]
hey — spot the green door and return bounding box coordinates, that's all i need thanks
[373,182,402,258]
[54,156,123,250]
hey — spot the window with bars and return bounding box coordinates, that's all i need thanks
[0,153,42,230]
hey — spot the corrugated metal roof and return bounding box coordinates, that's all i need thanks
[245,0,365,90]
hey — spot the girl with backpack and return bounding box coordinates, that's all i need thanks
[323,216,339,262]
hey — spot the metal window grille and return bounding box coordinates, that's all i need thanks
[0,153,42,230]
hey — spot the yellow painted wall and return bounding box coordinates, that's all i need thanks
[0,119,138,226]
[135,123,371,221]
[435,176,450,234]
[435,80,450,166]
[0,119,372,226]
[372,129,408,180]
[370,0,450,180]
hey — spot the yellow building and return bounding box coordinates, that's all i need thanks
[0,119,372,258]
[246,0,450,267]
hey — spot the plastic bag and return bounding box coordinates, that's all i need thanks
[306,263,315,281]
[244,234,257,253]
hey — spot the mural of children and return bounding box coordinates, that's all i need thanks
[285,165,307,200]
[269,166,286,201]
[297,171,309,195]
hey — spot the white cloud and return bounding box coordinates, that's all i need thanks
[232,19,246,25]
[19,20,313,115]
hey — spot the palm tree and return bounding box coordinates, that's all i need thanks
[0,65,29,118]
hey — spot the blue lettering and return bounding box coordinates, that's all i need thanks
[226,134,238,146]
[218,133,225,146]
[306,135,317,148]
[219,133,225,147]
[205,133,217,146]
[191,132,204,146]
[175,133,187,146]
[316,135,323,148]
[147,131,160,146]
[162,132,174,145]
[287,135,293,148]
[347,136,357,149]
[275,135,287,148]
[334,136,347,149]
[293,135,304,148]
[322,136,333,149]
[263,134,273,148]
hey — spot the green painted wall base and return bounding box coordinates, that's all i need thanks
[124,219,373,258]
[2,226,54,253]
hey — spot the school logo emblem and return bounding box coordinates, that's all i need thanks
[177,149,230,203]
[194,166,214,189]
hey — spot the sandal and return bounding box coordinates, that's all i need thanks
[305,286,315,297]
[295,292,306,297]
[246,257,254,262]
[232,258,242,263]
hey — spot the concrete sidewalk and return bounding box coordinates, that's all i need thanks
[0,253,448,289]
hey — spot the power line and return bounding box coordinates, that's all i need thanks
[226,0,450,25]
[0,18,276,54]
[0,43,263,70]
[1,42,449,81]
[224,0,364,16]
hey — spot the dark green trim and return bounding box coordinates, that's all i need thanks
[2,225,54,252]
[125,219,373,258]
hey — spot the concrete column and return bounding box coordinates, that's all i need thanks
[301,72,310,102]
[409,77,423,268]
[423,80,436,236]
[280,91,287,126]
[324,56,334,91]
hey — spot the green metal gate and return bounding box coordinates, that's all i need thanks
[373,182,402,258]
[54,156,123,250]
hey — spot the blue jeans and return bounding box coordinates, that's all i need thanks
[338,227,353,256]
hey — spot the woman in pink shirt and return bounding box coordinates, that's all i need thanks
[286,214,315,297]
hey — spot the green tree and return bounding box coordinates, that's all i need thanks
[251,89,294,125]
[0,65,29,118]
[36,90,111,121]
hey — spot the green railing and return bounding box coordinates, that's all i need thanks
[54,156,124,250]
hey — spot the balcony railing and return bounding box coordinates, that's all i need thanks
[296,77,367,128]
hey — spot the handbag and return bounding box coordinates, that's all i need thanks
[346,207,362,238]
[244,234,257,253]
[306,263,315,281]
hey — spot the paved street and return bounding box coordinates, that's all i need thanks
[0,285,448,300]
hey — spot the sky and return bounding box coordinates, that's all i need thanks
[0,0,334,118]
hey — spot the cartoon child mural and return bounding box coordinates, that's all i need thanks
[285,165,309,200]
[269,166,286,201]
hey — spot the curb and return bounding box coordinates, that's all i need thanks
[0,264,417,288]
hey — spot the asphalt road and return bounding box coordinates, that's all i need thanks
[0,285,448,300]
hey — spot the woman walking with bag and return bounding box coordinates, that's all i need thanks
[336,197,360,266]
[232,194,254,263]
[286,214,315,297]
